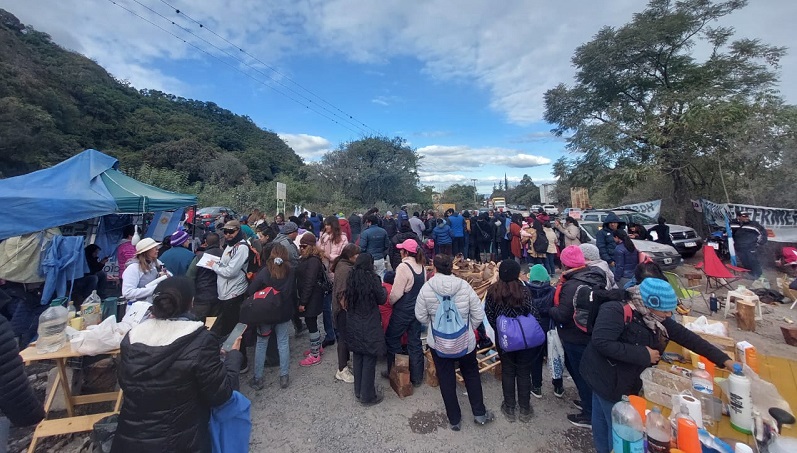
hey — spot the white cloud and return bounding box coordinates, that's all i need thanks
[371,95,402,106]
[5,0,796,124]
[277,133,331,161]
[417,145,550,173]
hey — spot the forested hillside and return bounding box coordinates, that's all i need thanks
[0,9,302,183]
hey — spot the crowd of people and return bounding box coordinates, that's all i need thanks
[1,205,754,452]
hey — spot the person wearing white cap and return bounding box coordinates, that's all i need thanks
[121,238,169,303]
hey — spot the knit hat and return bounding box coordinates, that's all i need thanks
[639,278,678,312]
[529,264,549,282]
[560,245,586,269]
[281,221,299,234]
[170,229,190,247]
[579,243,601,262]
[396,238,419,254]
[299,233,317,246]
[498,259,521,282]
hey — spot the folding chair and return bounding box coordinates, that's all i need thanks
[694,245,745,291]
[664,271,707,311]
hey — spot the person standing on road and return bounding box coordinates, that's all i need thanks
[474,212,494,263]
[384,239,427,387]
[525,264,563,398]
[415,254,495,431]
[447,209,466,256]
[359,215,391,278]
[207,220,251,371]
[348,212,362,244]
[345,254,387,406]
[731,211,767,279]
[484,260,541,423]
[297,235,327,367]
[555,216,581,248]
[612,230,638,288]
[187,232,223,323]
[331,244,360,384]
[319,216,348,348]
[596,212,626,266]
[409,212,425,241]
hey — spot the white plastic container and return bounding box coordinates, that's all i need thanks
[691,362,714,425]
[36,300,69,354]
[612,396,645,453]
[728,363,753,434]
[645,407,670,453]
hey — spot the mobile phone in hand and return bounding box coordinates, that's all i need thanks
[221,323,247,352]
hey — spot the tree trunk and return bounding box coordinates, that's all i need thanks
[735,300,756,332]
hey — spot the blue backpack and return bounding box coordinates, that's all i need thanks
[431,294,470,358]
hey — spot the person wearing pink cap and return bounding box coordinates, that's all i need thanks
[549,245,607,429]
[384,238,427,386]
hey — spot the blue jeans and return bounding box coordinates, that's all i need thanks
[322,292,335,341]
[544,253,556,276]
[0,416,9,453]
[385,304,425,385]
[592,393,615,453]
[562,340,592,416]
[254,321,291,379]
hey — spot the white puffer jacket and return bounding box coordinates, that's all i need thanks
[415,273,483,354]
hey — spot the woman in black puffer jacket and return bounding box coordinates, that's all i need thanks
[112,277,243,453]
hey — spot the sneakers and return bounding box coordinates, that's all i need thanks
[567,413,592,428]
[573,400,582,411]
[531,387,543,399]
[248,377,264,391]
[300,354,322,367]
[335,367,355,383]
[519,406,534,423]
[501,402,516,423]
[302,347,324,356]
[279,374,290,389]
[474,410,496,425]
[554,385,565,398]
[322,338,336,348]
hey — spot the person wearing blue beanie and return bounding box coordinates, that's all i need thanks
[579,267,739,453]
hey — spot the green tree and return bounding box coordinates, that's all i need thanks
[543,0,788,223]
[440,184,478,210]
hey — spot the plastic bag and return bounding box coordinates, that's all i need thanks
[71,316,131,356]
[482,310,496,346]
[91,413,118,453]
[547,329,565,380]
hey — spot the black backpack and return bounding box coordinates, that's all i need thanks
[533,232,549,254]
[316,260,333,294]
[579,228,590,245]
[234,241,261,281]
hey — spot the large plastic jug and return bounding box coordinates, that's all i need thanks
[612,395,645,453]
[36,299,69,354]
[81,290,102,327]
[645,406,671,453]
[728,364,753,434]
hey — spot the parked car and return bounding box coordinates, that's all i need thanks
[578,221,683,270]
[531,204,542,213]
[579,209,702,258]
[543,205,559,216]
[196,206,238,231]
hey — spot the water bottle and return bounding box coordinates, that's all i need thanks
[669,405,693,449]
[645,407,671,453]
[36,299,69,354]
[67,300,76,320]
[709,293,718,313]
[691,362,714,425]
[728,364,753,434]
[612,395,645,453]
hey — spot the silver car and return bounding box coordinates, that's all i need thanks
[579,221,683,270]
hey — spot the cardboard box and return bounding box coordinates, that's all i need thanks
[680,315,736,358]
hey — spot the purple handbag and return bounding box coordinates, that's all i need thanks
[497,313,545,352]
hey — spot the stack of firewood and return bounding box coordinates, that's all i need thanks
[451,254,499,299]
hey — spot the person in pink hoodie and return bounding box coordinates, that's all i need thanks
[117,225,138,282]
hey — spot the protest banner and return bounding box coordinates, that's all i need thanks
[701,199,797,243]
[612,199,662,219]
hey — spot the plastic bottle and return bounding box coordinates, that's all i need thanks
[67,301,76,320]
[36,299,69,354]
[81,290,102,327]
[728,363,753,434]
[709,293,718,313]
[691,362,714,425]
[645,407,671,453]
[612,396,645,453]
[744,346,759,374]
[669,406,693,449]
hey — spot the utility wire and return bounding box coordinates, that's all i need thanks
[157,0,381,136]
[105,0,367,135]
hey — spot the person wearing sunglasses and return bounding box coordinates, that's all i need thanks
[731,211,767,280]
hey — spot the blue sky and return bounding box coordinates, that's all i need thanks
[6,0,796,194]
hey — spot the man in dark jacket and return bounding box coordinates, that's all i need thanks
[647,217,674,246]
[188,232,223,322]
[382,211,398,238]
[348,212,362,244]
[447,210,465,256]
[581,278,735,453]
[1,315,45,450]
[548,246,606,429]
[596,212,626,265]
[731,211,767,279]
[359,215,391,277]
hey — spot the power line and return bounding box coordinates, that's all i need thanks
[104,0,368,135]
[158,0,380,136]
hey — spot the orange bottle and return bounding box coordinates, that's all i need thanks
[745,347,759,374]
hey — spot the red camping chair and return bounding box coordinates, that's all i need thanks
[694,245,749,291]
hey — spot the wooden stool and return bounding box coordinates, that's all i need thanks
[685,273,703,288]
[725,289,763,321]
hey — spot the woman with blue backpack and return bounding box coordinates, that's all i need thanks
[485,260,545,423]
[415,254,495,431]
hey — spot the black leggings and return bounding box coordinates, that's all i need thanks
[304,315,319,334]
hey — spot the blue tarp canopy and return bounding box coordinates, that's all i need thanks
[0,149,197,240]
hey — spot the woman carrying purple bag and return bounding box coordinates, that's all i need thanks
[484,259,543,423]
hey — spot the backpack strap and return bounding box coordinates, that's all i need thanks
[623,303,633,324]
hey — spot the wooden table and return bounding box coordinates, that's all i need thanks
[646,343,797,446]
[21,344,122,453]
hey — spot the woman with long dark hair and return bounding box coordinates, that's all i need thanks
[484,260,542,423]
[344,254,387,406]
[113,277,243,452]
[246,243,296,390]
[509,213,524,262]
[612,229,638,287]
[320,216,348,347]
[296,234,328,367]
[330,243,360,383]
